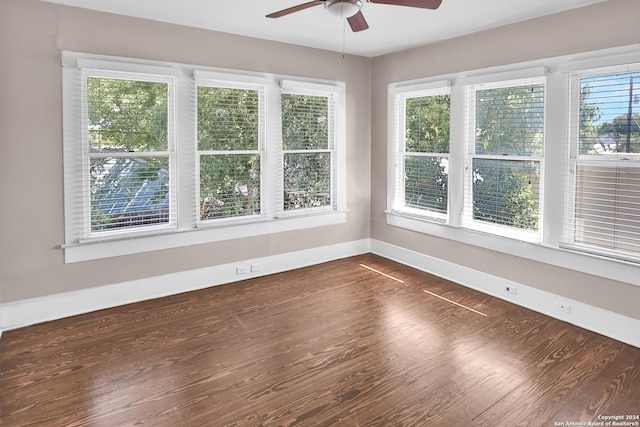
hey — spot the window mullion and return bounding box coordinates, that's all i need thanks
[176,73,197,231]
[266,84,282,218]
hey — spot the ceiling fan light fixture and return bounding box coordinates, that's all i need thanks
[325,0,363,18]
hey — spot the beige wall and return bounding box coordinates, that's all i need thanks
[370,0,640,320]
[0,0,371,302]
[1,0,639,324]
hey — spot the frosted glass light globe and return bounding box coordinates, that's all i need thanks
[326,0,362,18]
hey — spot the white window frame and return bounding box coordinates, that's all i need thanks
[63,59,181,246]
[388,81,451,223]
[462,77,546,243]
[62,52,347,263]
[562,63,640,263]
[279,79,343,217]
[194,74,268,226]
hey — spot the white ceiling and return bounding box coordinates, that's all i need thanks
[40,0,607,57]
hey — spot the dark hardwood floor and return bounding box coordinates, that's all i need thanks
[1,254,639,426]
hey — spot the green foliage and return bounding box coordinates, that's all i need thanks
[282,94,328,150]
[473,160,539,230]
[405,95,450,153]
[199,154,261,220]
[282,94,332,210]
[475,85,544,156]
[402,94,450,214]
[594,113,640,153]
[578,83,601,154]
[404,155,447,213]
[283,153,330,210]
[87,77,168,152]
[198,87,259,151]
[471,85,544,230]
[197,87,262,219]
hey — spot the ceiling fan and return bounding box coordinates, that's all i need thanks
[266,0,443,32]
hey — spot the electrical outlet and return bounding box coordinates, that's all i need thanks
[251,263,263,272]
[505,285,517,295]
[236,266,249,275]
[555,301,571,313]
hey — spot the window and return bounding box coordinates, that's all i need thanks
[386,50,640,277]
[62,53,346,262]
[281,91,335,212]
[197,81,265,222]
[564,66,640,261]
[389,84,451,221]
[464,78,545,241]
[83,70,177,236]
[388,77,545,241]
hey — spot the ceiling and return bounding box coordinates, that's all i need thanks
[40,0,607,57]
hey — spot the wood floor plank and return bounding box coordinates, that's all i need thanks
[473,334,629,426]
[1,254,639,426]
[548,350,640,422]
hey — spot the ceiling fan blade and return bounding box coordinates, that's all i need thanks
[347,11,369,32]
[369,0,442,10]
[266,1,325,18]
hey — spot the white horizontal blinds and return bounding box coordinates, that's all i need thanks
[83,71,176,235]
[281,92,334,211]
[400,90,450,218]
[464,79,545,239]
[564,67,640,260]
[62,66,86,243]
[197,82,264,221]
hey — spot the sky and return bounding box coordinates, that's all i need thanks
[582,72,640,125]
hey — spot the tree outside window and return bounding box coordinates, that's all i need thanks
[197,86,262,221]
[471,82,544,232]
[86,76,172,232]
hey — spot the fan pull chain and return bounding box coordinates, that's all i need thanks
[342,8,346,59]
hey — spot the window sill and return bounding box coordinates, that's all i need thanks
[385,211,640,287]
[64,210,347,263]
[385,209,449,227]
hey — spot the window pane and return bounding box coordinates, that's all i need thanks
[472,159,540,230]
[284,153,331,210]
[405,94,450,153]
[200,154,261,220]
[282,94,329,150]
[87,78,168,153]
[198,87,259,151]
[574,164,640,254]
[404,155,448,213]
[475,84,544,156]
[579,72,640,155]
[90,157,170,231]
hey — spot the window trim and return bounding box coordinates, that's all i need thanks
[462,77,546,243]
[80,69,178,239]
[387,81,452,223]
[62,52,347,263]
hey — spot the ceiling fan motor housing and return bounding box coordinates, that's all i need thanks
[325,0,363,18]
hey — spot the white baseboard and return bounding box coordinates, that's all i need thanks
[371,239,640,349]
[2,237,638,350]
[0,239,371,332]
